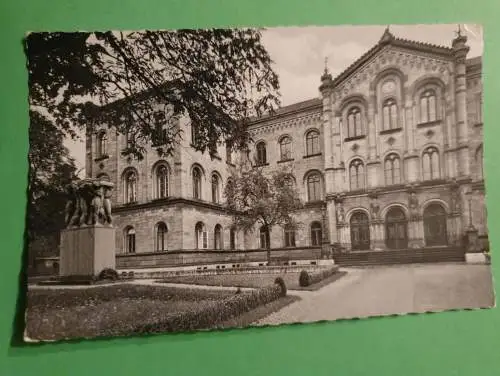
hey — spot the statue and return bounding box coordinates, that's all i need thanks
[64,178,114,228]
[408,191,419,219]
[370,202,380,220]
[336,204,345,224]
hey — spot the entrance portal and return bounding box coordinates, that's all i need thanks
[423,203,448,246]
[350,211,370,250]
[385,207,408,249]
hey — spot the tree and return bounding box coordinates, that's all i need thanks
[25,29,281,159]
[224,162,303,264]
[27,110,78,270]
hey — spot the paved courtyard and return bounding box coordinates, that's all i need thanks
[256,263,495,326]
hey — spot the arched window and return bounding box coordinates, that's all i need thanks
[124,170,137,203]
[192,167,202,199]
[279,136,292,161]
[423,203,448,246]
[97,132,107,157]
[307,173,322,202]
[382,98,398,130]
[306,130,320,156]
[230,227,237,250]
[211,173,220,203]
[155,164,169,199]
[124,227,136,253]
[422,147,440,181]
[226,143,232,164]
[420,89,437,123]
[310,222,322,246]
[384,153,401,185]
[349,159,365,191]
[284,225,296,247]
[195,222,208,249]
[256,142,267,165]
[191,124,201,145]
[476,145,484,180]
[347,107,363,138]
[125,129,134,148]
[350,211,370,250]
[259,226,270,249]
[155,222,168,252]
[214,224,223,250]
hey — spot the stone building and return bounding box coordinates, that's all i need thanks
[85,28,487,268]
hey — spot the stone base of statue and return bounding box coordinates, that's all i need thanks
[59,225,116,279]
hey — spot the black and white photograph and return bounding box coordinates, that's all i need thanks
[24,24,494,342]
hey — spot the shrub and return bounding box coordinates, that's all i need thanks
[274,277,287,296]
[299,267,337,287]
[299,270,311,287]
[98,268,119,281]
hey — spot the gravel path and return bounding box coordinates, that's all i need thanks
[256,263,495,326]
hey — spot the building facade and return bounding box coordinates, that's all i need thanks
[86,29,487,268]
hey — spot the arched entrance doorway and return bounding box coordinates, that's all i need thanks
[350,211,370,250]
[423,203,448,246]
[385,207,408,249]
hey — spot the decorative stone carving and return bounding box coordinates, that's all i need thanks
[450,181,462,213]
[387,136,396,146]
[408,190,419,220]
[65,179,114,228]
[351,143,359,152]
[425,129,435,139]
[370,202,380,220]
[336,204,345,224]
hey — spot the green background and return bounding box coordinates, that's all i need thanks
[1,0,499,375]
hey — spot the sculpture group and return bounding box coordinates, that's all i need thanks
[64,179,114,227]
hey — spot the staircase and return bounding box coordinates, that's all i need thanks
[333,247,465,267]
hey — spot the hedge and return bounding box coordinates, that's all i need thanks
[299,267,337,287]
[133,279,287,334]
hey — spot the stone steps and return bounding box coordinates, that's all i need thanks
[333,247,465,267]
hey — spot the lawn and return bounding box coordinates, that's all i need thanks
[159,270,347,291]
[25,284,234,341]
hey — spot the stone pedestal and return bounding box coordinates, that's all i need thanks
[60,226,116,278]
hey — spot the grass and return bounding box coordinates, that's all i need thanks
[159,270,347,291]
[25,284,235,341]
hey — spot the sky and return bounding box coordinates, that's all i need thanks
[64,24,483,174]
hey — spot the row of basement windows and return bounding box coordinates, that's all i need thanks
[123,221,324,253]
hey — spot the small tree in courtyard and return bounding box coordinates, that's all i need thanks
[224,162,303,264]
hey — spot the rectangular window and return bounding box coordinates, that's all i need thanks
[285,230,296,247]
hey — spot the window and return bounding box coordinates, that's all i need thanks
[214,224,223,250]
[420,89,437,123]
[230,227,236,250]
[422,147,440,181]
[259,226,270,249]
[382,98,398,130]
[310,222,322,246]
[195,222,208,249]
[284,226,296,247]
[155,222,167,252]
[306,130,320,156]
[211,173,220,203]
[307,173,322,201]
[155,164,169,199]
[476,145,484,180]
[349,159,365,191]
[192,167,202,199]
[347,107,363,138]
[256,142,267,165]
[152,111,167,145]
[384,153,401,185]
[279,136,292,161]
[124,170,137,203]
[125,129,134,148]
[97,132,107,157]
[191,124,201,145]
[125,227,136,253]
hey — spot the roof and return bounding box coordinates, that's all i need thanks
[248,97,322,125]
[328,27,455,89]
[466,56,482,67]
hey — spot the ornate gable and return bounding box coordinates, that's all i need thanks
[328,28,455,103]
